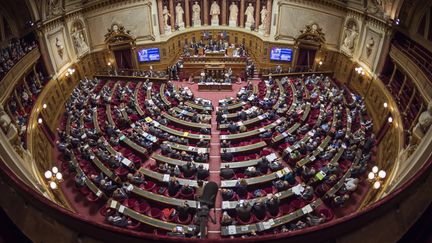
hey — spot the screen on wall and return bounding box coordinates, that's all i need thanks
[270,48,293,62]
[137,48,161,62]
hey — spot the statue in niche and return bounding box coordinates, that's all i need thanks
[210,0,221,24]
[55,37,64,59]
[0,105,17,140]
[365,36,375,58]
[162,5,171,29]
[192,1,201,26]
[175,3,185,27]
[413,102,432,138]
[368,0,394,19]
[245,3,255,28]
[259,6,268,29]
[48,0,63,16]
[71,23,89,56]
[229,2,238,26]
[341,21,358,55]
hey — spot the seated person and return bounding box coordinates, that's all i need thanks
[181,161,197,178]
[196,164,209,180]
[127,172,145,185]
[236,201,252,222]
[168,177,181,196]
[107,214,131,227]
[245,166,260,177]
[256,157,269,174]
[301,185,314,201]
[220,164,235,179]
[221,211,234,226]
[252,199,266,220]
[265,194,280,216]
[273,179,288,192]
[221,188,235,200]
[177,201,190,221]
[180,184,194,195]
[333,194,350,207]
[235,179,248,198]
[306,213,326,226]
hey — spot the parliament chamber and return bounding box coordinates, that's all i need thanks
[0,0,432,242]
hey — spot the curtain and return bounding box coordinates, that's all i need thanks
[114,48,133,69]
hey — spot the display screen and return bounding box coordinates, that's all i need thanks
[270,48,293,62]
[137,48,160,62]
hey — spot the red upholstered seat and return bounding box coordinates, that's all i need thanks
[318,208,334,221]
[136,202,151,214]
[114,167,128,177]
[236,214,256,225]
[79,186,91,195]
[86,192,100,202]
[176,213,192,224]
[99,205,115,217]
[123,198,139,208]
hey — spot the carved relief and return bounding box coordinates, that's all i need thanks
[413,102,432,138]
[297,23,326,43]
[341,19,359,57]
[47,0,63,17]
[71,21,89,57]
[104,23,134,44]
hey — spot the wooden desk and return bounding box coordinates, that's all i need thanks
[221,199,323,236]
[108,199,195,233]
[152,153,209,170]
[221,187,294,209]
[221,141,267,155]
[185,101,213,112]
[220,167,290,188]
[163,141,209,154]
[220,153,277,169]
[220,118,285,141]
[138,167,201,188]
[218,113,268,130]
[198,83,233,91]
[157,123,211,141]
[130,185,201,208]
[172,107,212,120]
[162,112,211,131]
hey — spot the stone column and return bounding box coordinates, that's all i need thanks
[255,0,260,30]
[157,0,165,35]
[265,0,272,35]
[240,0,245,27]
[36,30,55,77]
[185,0,191,27]
[169,0,175,31]
[203,0,209,25]
[222,0,227,25]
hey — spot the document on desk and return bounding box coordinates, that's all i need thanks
[228,225,237,235]
[266,153,277,162]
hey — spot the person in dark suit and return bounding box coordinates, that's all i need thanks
[221,188,235,200]
[181,161,197,178]
[177,201,190,222]
[196,164,209,180]
[236,202,252,222]
[221,149,234,162]
[266,194,280,216]
[253,199,266,220]
[220,164,235,179]
[168,177,181,196]
[235,178,248,198]
[228,122,239,134]
[257,157,269,174]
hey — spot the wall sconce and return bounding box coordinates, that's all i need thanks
[38,118,43,124]
[108,62,112,66]
[44,166,63,190]
[65,68,76,77]
[368,166,386,189]
[43,103,47,109]
[388,116,393,123]
[383,102,388,108]
[354,67,365,76]
[318,61,323,66]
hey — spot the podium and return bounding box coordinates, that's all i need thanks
[205,64,225,79]
[227,47,234,57]
[198,47,204,56]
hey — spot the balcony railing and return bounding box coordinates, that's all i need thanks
[0,47,41,104]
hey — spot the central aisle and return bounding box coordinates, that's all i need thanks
[173,81,253,238]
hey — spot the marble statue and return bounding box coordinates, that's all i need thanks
[72,24,89,56]
[162,6,171,29]
[210,0,221,26]
[55,37,64,59]
[413,102,432,138]
[192,1,201,27]
[365,37,375,57]
[341,23,358,55]
[175,3,185,29]
[259,6,268,33]
[245,3,255,29]
[229,2,238,27]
